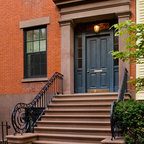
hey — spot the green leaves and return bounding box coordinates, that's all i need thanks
[111,20,144,92]
[130,77,144,92]
[112,20,144,63]
[114,100,144,144]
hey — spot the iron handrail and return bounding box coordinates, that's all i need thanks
[110,68,128,140]
[117,68,128,102]
[11,72,63,134]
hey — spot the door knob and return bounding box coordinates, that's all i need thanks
[87,69,90,73]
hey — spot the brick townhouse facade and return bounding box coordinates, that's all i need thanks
[0,0,136,135]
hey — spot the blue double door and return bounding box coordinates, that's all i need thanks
[74,33,114,93]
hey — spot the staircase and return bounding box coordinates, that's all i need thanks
[32,92,127,144]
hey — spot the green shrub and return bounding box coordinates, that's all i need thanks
[114,99,144,144]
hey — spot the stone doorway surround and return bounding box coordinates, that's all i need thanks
[53,0,131,94]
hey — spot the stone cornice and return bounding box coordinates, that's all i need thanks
[58,19,75,27]
[53,0,130,8]
[53,0,102,8]
[116,10,132,17]
[53,0,85,6]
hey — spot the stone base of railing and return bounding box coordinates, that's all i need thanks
[101,137,125,144]
[7,133,38,144]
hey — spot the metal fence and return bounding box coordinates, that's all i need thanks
[0,122,10,144]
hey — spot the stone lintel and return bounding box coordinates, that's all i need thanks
[20,16,50,29]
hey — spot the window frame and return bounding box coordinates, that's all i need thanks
[24,26,47,78]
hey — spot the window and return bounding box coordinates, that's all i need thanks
[114,34,119,66]
[24,27,47,78]
[77,37,82,68]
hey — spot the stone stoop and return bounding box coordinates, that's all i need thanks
[7,133,38,144]
[101,137,125,144]
[7,93,130,144]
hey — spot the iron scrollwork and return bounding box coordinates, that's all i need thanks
[11,103,28,134]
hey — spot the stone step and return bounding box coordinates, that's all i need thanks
[55,93,118,99]
[44,109,110,115]
[37,120,110,128]
[55,93,130,100]
[33,140,101,144]
[32,93,129,144]
[48,103,111,110]
[51,98,116,104]
[41,115,110,121]
[34,127,111,136]
[36,134,108,143]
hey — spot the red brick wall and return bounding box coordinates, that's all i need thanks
[0,0,136,95]
[130,0,136,89]
[0,0,61,95]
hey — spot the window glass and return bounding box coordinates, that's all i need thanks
[77,37,82,69]
[78,59,82,68]
[34,29,39,40]
[27,42,33,53]
[33,41,39,52]
[114,35,119,66]
[40,28,46,40]
[114,45,118,52]
[78,49,82,58]
[27,55,31,77]
[40,40,46,51]
[27,31,33,41]
[41,53,47,75]
[114,35,118,45]
[78,37,82,48]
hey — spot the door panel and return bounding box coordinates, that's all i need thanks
[87,36,110,91]
[87,38,98,90]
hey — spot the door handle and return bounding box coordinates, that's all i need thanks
[87,69,90,73]
[94,69,103,72]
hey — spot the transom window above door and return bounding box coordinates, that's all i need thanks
[24,27,47,78]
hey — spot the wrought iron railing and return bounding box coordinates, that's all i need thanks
[11,72,63,134]
[110,68,128,140]
[117,68,128,102]
[0,121,10,144]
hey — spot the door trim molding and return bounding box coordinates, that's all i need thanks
[74,29,114,93]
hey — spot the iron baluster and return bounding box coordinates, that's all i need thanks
[2,122,4,144]
[42,92,43,107]
[40,96,42,107]
[46,89,48,107]
[44,90,45,107]
[52,82,53,95]
[61,77,63,94]
[6,122,8,135]
[0,121,10,144]
[56,78,57,94]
